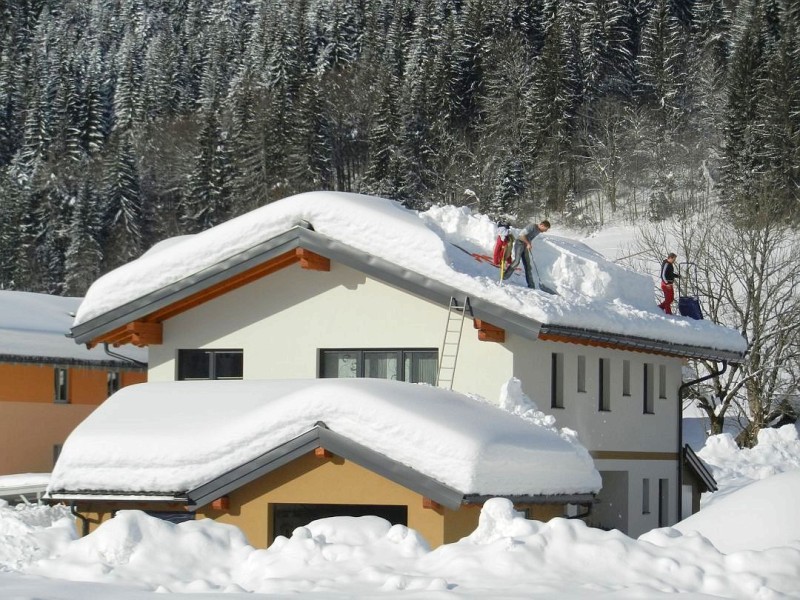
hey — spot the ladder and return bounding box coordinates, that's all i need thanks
[437,296,471,390]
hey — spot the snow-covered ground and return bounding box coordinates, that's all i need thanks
[2,426,799,599]
[1,199,796,598]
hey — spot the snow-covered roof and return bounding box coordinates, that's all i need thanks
[47,378,601,506]
[0,290,146,366]
[71,192,747,360]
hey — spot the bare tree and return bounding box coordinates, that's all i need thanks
[630,204,800,446]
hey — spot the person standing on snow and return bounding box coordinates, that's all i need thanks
[658,252,681,314]
[502,220,551,289]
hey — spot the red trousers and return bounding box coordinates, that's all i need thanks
[659,282,674,314]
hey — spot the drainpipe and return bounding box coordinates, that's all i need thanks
[103,343,147,369]
[676,360,728,521]
[70,501,90,537]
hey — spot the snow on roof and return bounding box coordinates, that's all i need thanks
[0,290,146,365]
[73,192,746,356]
[47,378,601,498]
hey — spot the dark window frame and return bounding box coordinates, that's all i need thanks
[54,367,69,403]
[318,348,438,384]
[177,349,244,381]
[598,358,611,411]
[551,352,564,409]
[107,370,121,396]
[643,363,655,414]
[577,355,586,393]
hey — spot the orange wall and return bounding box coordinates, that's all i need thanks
[72,452,568,549]
[0,363,146,476]
[0,402,96,474]
[0,363,146,405]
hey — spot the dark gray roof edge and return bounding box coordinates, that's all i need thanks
[70,226,745,361]
[186,423,466,510]
[70,227,311,344]
[70,226,544,345]
[683,444,718,492]
[540,324,746,363]
[462,493,596,505]
[0,354,146,369]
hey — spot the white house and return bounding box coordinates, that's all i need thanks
[66,191,746,537]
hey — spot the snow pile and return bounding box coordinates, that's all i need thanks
[48,378,601,497]
[698,424,800,503]
[5,497,798,597]
[672,470,800,553]
[0,290,146,363]
[73,192,746,355]
[0,501,75,572]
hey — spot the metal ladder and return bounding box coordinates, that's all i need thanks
[437,296,471,390]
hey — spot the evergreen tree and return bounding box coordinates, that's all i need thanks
[101,132,144,269]
[64,181,104,296]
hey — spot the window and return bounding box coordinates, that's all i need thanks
[658,478,669,527]
[658,364,667,399]
[144,511,195,525]
[272,503,407,543]
[577,355,586,393]
[107,371,121,396]
[551,353,564,408]
[319,349,437,385]
[598,358,610,411]
[177,349,243,380]
[622,360,631,397]
[54,368,69,403]
[642,478,651,514]
[643,363,655,414]
[53,444,63,466]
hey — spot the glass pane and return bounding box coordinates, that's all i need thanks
[322,351,360,378]
[365,352,399,380]
[404,351,437,385]
[215,351,243,379]
[178,350,211,380]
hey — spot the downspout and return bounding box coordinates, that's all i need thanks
[676,360,728,521]
[70,501,90,537]
[103,343,147,369]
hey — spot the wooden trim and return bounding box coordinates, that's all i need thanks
[538,332,678,358]
[296,248,330,271]
[473,319,505,343]
[126,321,162,346]
[314,447,333,459]
[590,451,679,461]
[422,497,442,510]
[88,250,307,347]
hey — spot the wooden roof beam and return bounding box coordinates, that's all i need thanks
[474,319,505,343]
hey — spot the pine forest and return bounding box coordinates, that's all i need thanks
[0,0,798,296]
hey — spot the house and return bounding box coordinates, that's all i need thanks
[46,378,601,547]
[60,191,746,538]
[0,290,147,477]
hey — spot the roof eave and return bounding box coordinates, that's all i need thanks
[71,227,746,362]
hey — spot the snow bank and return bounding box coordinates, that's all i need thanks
[0,502,75,572]
[48,378,601,497]
[698,424,800,503]
[10,498,799,597]
[74,192,746,355]
[672,470,800,553]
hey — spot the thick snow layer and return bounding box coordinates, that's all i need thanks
[697,424,800,503]
[672,470,800,553]
[5,420,800,598]
[0,290,146,363]
[48,378,601,497]
[74,192,746,355]
[4,494,799,598]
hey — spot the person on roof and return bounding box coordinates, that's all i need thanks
[502,220,551,289]
[658,252,681,314]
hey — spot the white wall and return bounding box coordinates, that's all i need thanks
[148,261,513,400]
[147,258,684,533]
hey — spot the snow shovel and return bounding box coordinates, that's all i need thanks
[677,261,703,320]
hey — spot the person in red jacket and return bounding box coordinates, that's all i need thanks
[658,253,680,314]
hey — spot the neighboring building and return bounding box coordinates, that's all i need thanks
[60,192,746,538]
[0,290,147,476]
[47,378,601,547]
